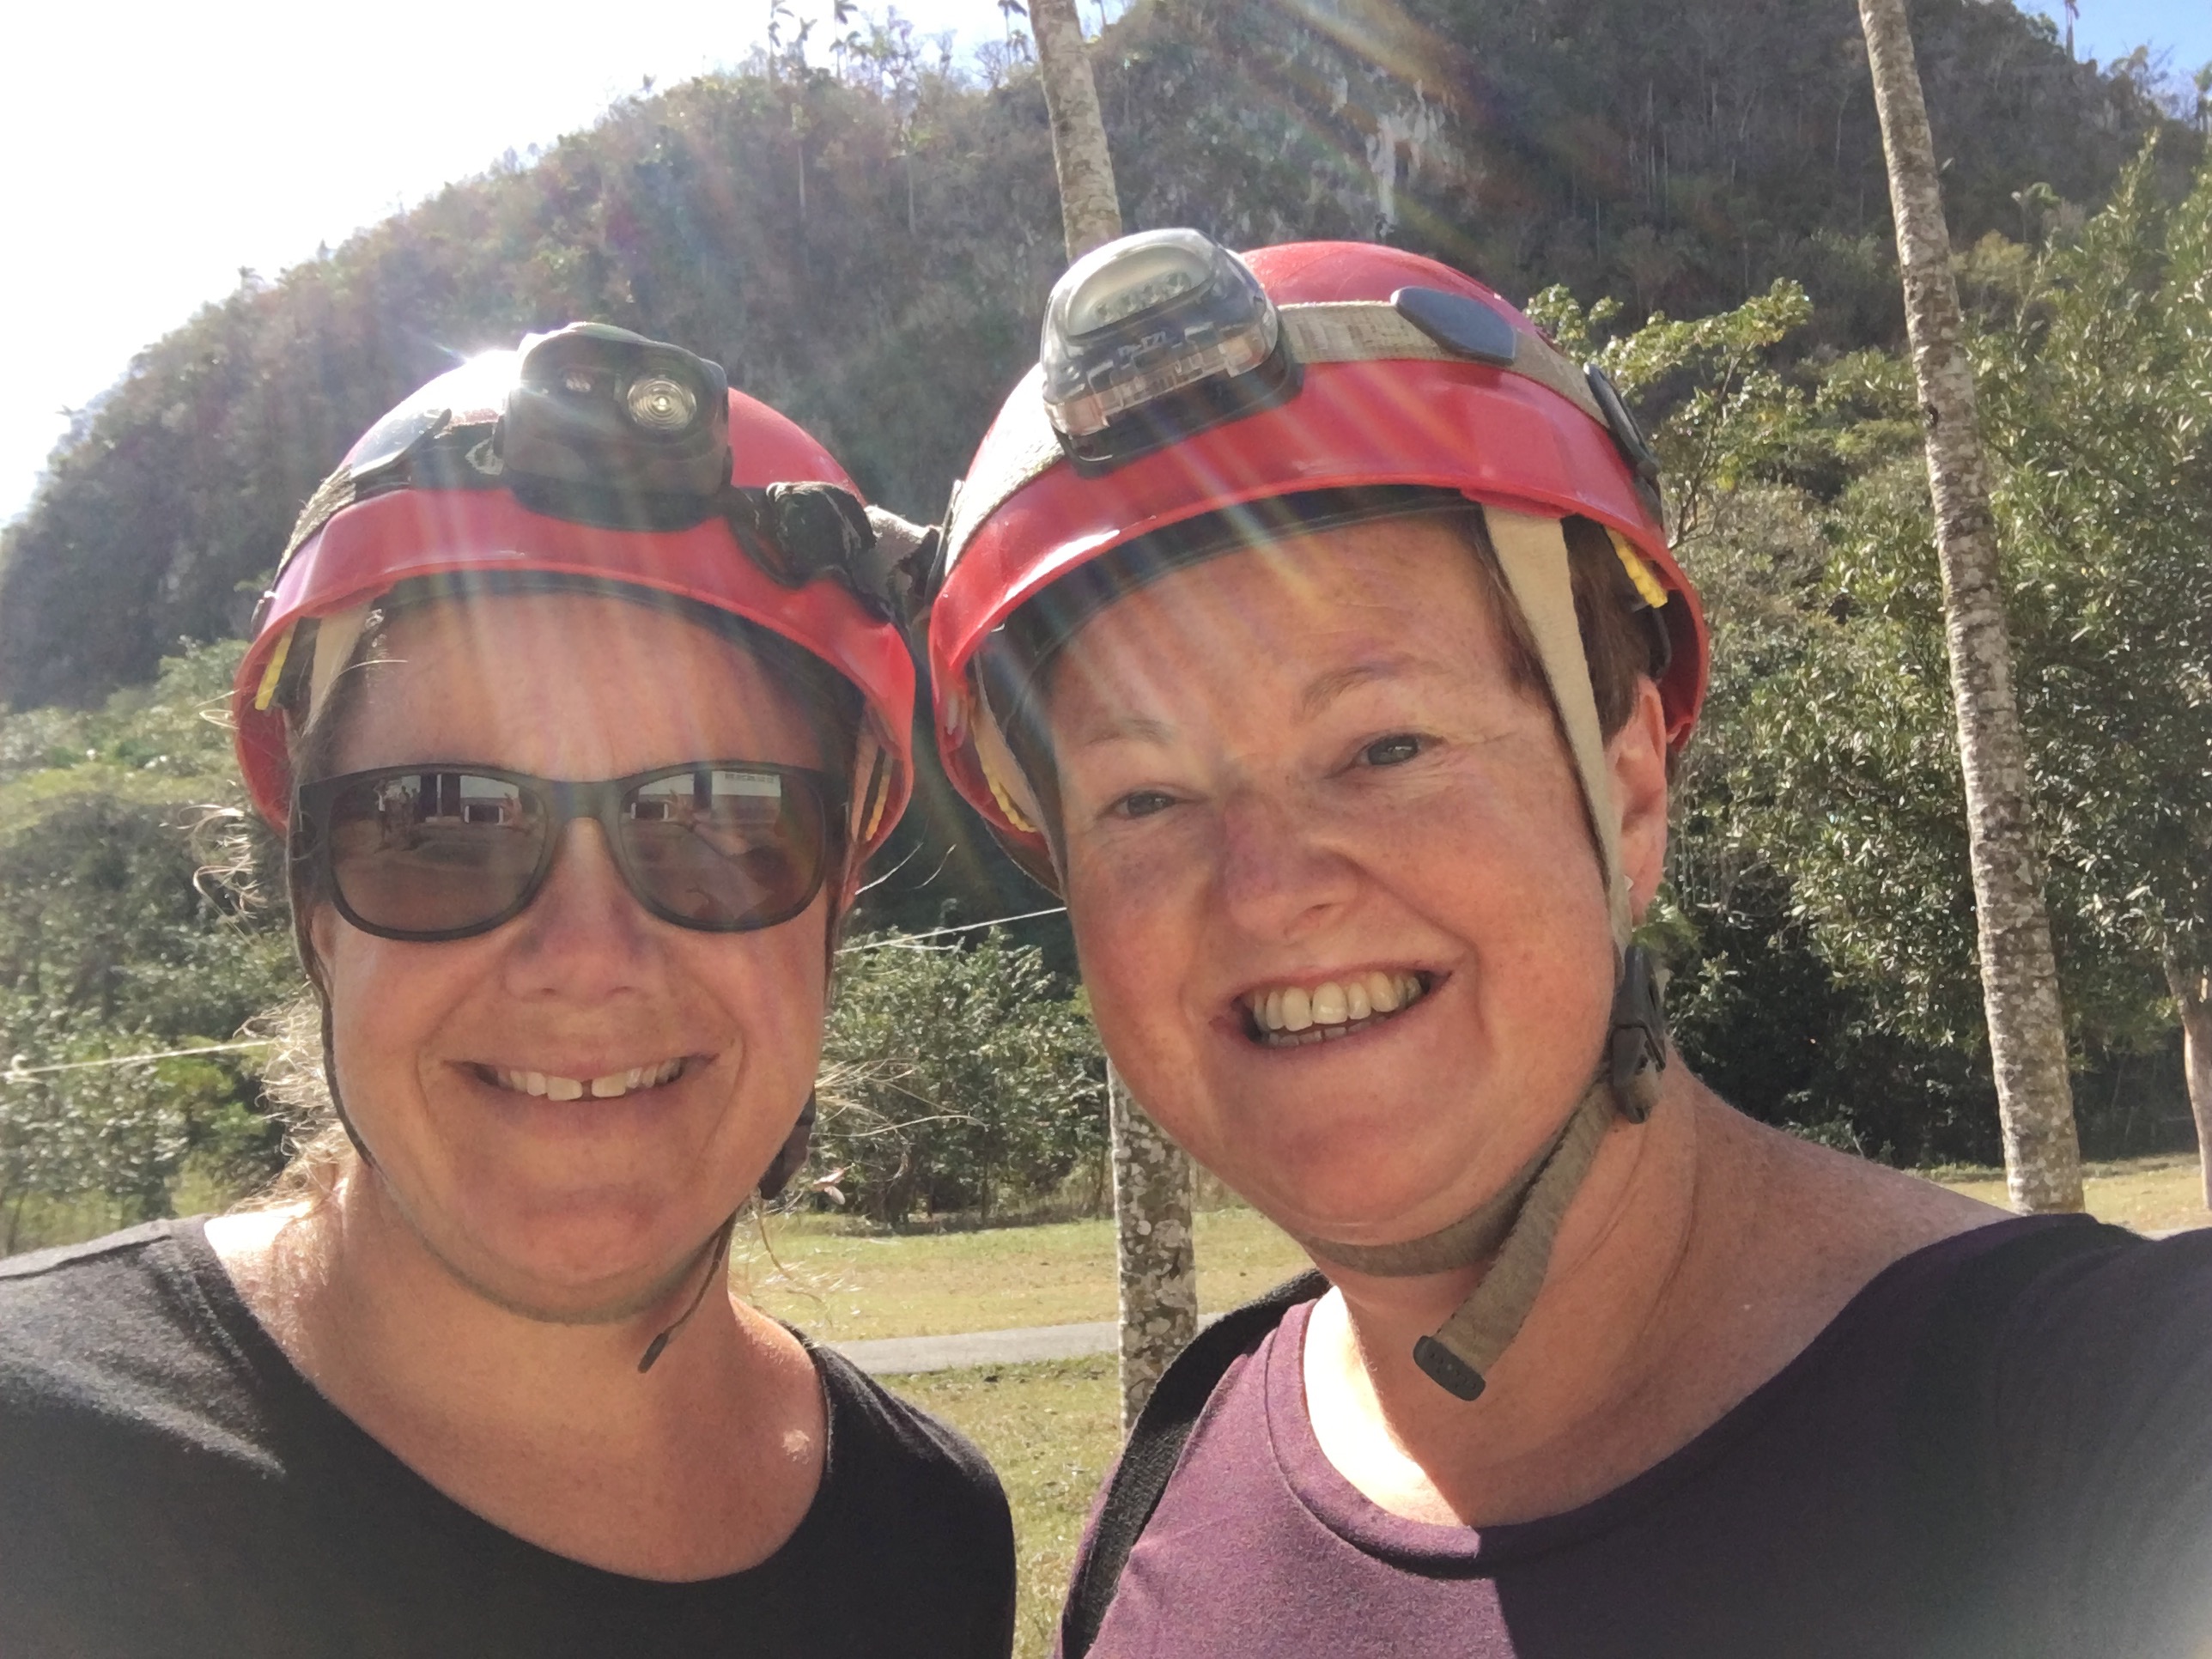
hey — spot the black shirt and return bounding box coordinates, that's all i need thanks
[0,1220,1016,1658]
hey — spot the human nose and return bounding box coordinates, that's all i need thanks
[1212,782,1359,944]
[501,818,663,998]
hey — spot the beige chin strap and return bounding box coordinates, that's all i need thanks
[1297,505,1663,1402]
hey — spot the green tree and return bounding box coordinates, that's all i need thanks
[0,640,297,1243]
[813,930,1106,1222]
[1659,147,2209,1181]
[1973,148,2212,1199]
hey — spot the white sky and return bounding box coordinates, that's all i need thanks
[2,0,2203,529]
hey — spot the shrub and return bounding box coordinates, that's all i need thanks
[814,930,1106,1223]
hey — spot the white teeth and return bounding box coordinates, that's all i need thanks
[1244,973,1426,1042]
[487,1057,687,1099]
[1367,969,1401,1013]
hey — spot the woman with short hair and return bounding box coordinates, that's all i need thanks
[0,325,1014,1656]
[925,233,2212,1657]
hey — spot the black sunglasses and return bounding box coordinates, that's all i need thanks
[293,761,845,943]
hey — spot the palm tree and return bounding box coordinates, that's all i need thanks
[1026,0,1200,1425]
[1029,0,1121,258]
[1856,0,2084,1212]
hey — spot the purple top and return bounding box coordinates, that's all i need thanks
[1074,1219,2212,1657]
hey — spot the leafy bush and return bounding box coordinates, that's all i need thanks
[814,931,1106,1223]
[0,643,300,1245]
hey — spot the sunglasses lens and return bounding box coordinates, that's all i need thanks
[620,768,829,930]
[324,772,547,938]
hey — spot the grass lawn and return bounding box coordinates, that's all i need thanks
[888,1358,1122,1659]
[738,1153,2209,1344]
[1916,1152,2211,1236]
[732,1205,1315,1341]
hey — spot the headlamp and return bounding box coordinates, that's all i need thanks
[1040,228,1300,475]
[501,323,731,517]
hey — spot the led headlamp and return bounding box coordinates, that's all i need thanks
[257,322,908,651]
[1041,228,1300,475]
[501,323,732,519]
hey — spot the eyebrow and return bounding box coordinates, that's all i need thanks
[1296,654,1444,720]
[1066,711,1177,750]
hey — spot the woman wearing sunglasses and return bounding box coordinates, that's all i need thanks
[924,234,2212,1656]
[0,326,1014,1656]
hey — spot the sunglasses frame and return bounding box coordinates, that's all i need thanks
[292,759,847,944]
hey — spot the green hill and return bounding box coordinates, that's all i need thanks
[0,0,2184,709]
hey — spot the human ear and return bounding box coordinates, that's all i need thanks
[1607,679,1671,920]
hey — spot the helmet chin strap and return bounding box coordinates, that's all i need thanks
[1295,507,1668,1401]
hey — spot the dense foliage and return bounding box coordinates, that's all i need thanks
[816,931,1106,1222]
[0,643,295,1249]
[0,3,2203,1238]
[1593,148,2212,1163]
[0,0,2187,709]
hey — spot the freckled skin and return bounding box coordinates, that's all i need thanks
[312,592,832,1323]
[1043,517,2003,1530]
[1043,518,1662,1246]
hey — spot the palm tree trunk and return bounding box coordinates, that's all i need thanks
[1030,0,1122,258]
[2165,951,2212,1211]
[1856,0,2084,1212]
[1029,0,1200,1421]
[1109,1066,1197,1427]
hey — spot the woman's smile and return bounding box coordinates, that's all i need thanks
[1238,969,1436,1048]
[473,1054,693,1101]
[311,592,834,1317]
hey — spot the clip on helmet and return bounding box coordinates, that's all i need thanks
[233,323,917,883]
[926,233,1711,1401]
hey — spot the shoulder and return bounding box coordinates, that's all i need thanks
[0,1216,185,1290]
[1924,1221,2212,1657]
[1718,1107,2009,1329]
[804,1349,1018,1651]
[1986,1220,2212,1415]
[811,1345,1013,1534]
[1,1220,206,1388]
[0,1218,273,1458]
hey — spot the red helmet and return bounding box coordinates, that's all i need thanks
[927,235,1707,870]
[233,325,915,868]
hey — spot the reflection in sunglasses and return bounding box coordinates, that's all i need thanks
[301,762,837,941]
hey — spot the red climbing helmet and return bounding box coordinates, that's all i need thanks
[925,234,1710,1403]
[233,324,915,868]
[927,234,1707,870]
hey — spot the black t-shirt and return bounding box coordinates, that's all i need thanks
[0,1220,1016,1658]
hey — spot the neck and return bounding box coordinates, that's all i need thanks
[1304,1071,1768,1524]
[216,1170,759,1454]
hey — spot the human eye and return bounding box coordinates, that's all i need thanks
[1360,732,1428,768]
[1112,788,1181,820]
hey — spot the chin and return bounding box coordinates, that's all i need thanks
[1199,1081,1522,1245]
[1240,1145,1475,1244]
[430,1182,728,1323]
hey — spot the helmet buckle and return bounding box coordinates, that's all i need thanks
[1607,943,1668,1122]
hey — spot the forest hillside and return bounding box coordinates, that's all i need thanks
[0,0,2183,707]
[0,0,2204,1244]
